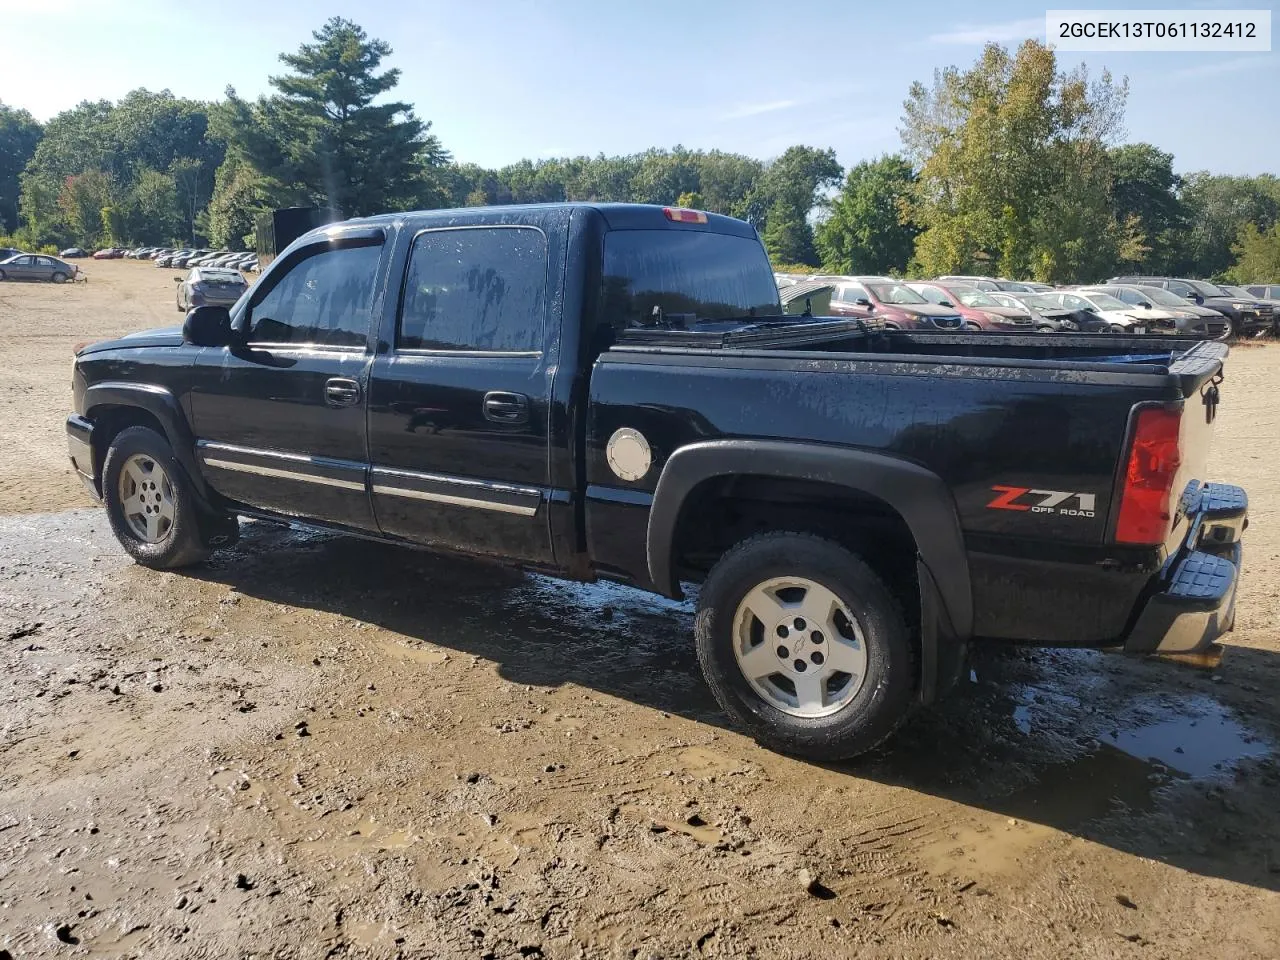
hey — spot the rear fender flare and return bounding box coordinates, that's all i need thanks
[645,439,973,639]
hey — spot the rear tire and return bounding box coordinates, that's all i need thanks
[1036,324,1054,333]
[102,426,212,569]
[0,270,7,281]
[963,321,981,331]
[694,532,915,760]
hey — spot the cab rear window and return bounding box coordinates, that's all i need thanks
[601,230,780,331]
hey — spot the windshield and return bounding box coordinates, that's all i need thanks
[955,290,1001,308]
[602,229,781,330]
[1024,294,1065,310]
[867,282,927,304]
[1129,285,1189,307]
[1217,284,1250,298]
[1189,279,1227,297]
[1084,293,1130,311]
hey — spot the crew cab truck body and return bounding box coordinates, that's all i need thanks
[67,203,1248,759]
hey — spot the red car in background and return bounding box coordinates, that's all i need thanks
[93,248,125,260]
[907,281,1037,331]
[824,277,965,330]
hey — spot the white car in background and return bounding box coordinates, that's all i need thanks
[1048,290,1177,333]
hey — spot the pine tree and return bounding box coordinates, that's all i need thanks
[224,17,449,217]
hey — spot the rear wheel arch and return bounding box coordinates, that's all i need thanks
[646,440,973,639]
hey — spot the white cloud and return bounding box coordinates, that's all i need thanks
[928,17,1044,45]
[720,99,798,121]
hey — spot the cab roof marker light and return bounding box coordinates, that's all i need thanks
[663,207,708,224]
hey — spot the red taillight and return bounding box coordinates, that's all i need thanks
[663,207,708,224]
[1115,406,1183,545]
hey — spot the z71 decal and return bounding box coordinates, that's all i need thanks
[987,486,1097,518]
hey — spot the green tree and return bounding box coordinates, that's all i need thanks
[1227,222,1280,283]
[125,167,182,244]
[222,17,449,216]
[757,145,842,265]
[1175,173,1280,277]
[816,155,917,275]
[18,90,221,245]
[205,157,270,248]
[1108,143,1183,272]
[0,102,42,233]
[56,171,115,247]
[902,40,1128,281]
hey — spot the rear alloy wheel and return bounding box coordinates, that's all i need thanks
[1108,323,1127,333]
[963,321,981,332]
[103,425,212,569]
[1036,325,1054,333]
[695,532,914,760]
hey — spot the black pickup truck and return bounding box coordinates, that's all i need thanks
[67,203,1248,759]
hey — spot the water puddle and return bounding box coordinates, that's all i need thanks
[1102,696,1269,778]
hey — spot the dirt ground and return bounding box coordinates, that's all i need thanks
[1,261,1279,959]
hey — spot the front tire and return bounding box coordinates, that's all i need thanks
[694,532,914,760]
[102,426,211,569]
[52,272,68,283]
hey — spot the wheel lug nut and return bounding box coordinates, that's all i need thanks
[776,645,789,658]
[775,625,788,638]
[811,651,825,666]
[794,618,807,630]
[811,631,824,644]
[793,660,807,672]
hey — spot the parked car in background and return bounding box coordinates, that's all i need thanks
[982,292,1067,331]
[906,282,1025,331]
[1244,283,1280,301]
[1043,291,1161,333]
[175,267,249,312]
[59,247,88,258]
[933,285,1038,328]
[0,247,22,262]
[827,278,965,330]
[1013,293,1103,331]
[0,253,79,283]
[1080,284,1227,338]
[1109,276,1274,337]
[93,248,124,260]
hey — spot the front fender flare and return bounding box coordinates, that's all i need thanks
[84,381,210,502]
[645,439,973,638]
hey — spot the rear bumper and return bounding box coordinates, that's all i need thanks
[1125,482,1247,654]
[66,414,101,500]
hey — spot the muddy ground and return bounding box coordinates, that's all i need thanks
[1,261,1279,959]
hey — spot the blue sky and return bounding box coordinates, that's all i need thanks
[2,0,1276,176]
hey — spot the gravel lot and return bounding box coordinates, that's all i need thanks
[1,261,1278,959]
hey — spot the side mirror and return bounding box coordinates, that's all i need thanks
[1085,305,1099,313]
[182,305,232,347]
[173,276,182,283]
[854,297,872,307]
[940,299,955,307]
[1140,302,1153,309]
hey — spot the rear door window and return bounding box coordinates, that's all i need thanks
[602,229,780,331]
[397,226,548,353]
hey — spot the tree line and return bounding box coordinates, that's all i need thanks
[1,18,1276,283]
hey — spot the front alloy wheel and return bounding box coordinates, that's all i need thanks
[117,453,177,543]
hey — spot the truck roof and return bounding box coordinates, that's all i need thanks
[321,202,760,240]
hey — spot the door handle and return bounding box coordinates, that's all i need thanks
[483,391,529,424]
[324,377,361,407]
